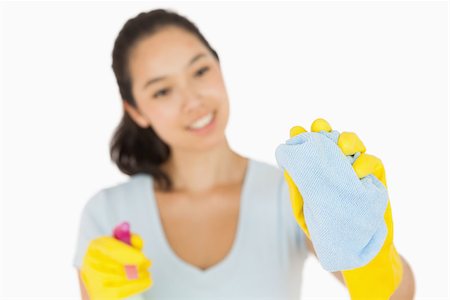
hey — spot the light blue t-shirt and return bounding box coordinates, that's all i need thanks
[73,158,309,299]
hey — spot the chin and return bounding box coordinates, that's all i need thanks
[184,130,227,152]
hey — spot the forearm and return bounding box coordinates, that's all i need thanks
[390,255,415,300]
[332,254,415,299]
[77,270,90,300]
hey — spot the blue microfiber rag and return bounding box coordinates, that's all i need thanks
[275,130,389,272]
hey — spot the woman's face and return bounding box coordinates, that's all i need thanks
[124,26,230,151]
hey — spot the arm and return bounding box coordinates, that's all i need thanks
[306,239,416,299]
[390,256,415,300]
[77,270,90,300]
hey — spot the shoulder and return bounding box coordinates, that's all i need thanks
[249,158,284,186]
[247,158,287,204]
[82,173,150,213]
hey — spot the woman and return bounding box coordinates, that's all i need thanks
[73,8,415,299]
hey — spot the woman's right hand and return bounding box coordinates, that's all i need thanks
[80,234,153,299]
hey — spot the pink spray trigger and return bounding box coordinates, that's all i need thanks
[113,221,132,246]
[113,221,138,280]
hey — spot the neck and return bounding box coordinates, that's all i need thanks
[158,138,247,193]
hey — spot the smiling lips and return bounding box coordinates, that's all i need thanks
[187,111,215,130]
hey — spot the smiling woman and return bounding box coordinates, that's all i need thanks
[72,7,416,300]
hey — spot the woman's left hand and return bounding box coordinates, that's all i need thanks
[275,118,390,272]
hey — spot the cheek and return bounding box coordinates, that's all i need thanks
[200,75,229,111]
[207,72,227,94]
[147,108,181,140]
[211,78,229,121]
[197,73,229,127]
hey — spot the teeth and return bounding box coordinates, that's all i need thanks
[189,112,214,129]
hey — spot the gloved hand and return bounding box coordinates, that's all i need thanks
[80,232,153,299]
[275,118,403,299]
[275,118,389,271]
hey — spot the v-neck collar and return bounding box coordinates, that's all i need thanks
[143,158,254,286]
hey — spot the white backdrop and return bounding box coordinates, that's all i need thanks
[0,1,448,299]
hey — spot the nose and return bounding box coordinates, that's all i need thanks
[180,84,205,113]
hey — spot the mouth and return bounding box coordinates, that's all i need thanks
[186,110,217,134]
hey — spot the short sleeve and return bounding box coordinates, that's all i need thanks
[72,189,112,269]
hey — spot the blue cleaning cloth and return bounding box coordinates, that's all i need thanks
[275,130,389,272]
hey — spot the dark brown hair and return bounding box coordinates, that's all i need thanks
[110,8,220,191]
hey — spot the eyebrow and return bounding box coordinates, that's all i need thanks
[142,53,207,90]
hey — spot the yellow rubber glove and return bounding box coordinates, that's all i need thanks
[284,118,403,300]
[80,233,153,299]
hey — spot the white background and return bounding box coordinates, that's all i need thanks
[0,1,448,299]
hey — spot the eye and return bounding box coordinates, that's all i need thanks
[153,88,171,99]
[194,66,210,77]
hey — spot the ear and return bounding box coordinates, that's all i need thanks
[123,101,151,128]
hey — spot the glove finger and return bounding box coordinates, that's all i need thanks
[287,123,338,146]
[337,132,366,156]
[95,277,152,299]
[117,276,153,298]
[311,118,332,132]
[131,233,144,251]
[81,261,123,285]
[83,251,124,276]
[140,257,152,269]
[90,237,150,266]
[84,246,151,279]
[285,125,308,145]
[310,118,341,144]
[284,170,311,239]
[287,121,336,144]
[289,125,307,137]
[94,264,151,284]
[84,257,151,281]
[104,268,152,285]
[353,153,387,187]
